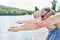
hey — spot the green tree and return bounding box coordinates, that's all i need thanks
[35,6,39,11]
[58,6,60,12]
[0,5,34,15]
[51,0,57,12]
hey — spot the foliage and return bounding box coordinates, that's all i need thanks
[35,6,39,11]
[51,0,57,12]
[58,6,60,12]
[0,5,34,15]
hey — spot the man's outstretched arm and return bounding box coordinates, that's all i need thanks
[8,12,60,32]
[8,21,40,32]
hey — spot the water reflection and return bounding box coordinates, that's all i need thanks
[0,15,34,40]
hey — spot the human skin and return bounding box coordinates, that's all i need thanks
[8,12,60,32]
[8,7,60,32]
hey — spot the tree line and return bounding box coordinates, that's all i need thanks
[0,5,34,15]
[0,0,60,15]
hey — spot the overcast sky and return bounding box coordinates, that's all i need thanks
[0,0,60,11]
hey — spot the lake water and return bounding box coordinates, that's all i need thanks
[0,15,48,40]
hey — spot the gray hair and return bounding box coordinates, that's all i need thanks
[50,10,55,15]
[43,8,55,15]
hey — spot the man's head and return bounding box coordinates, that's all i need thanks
[34,7,55,20]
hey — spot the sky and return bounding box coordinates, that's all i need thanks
[0,0,60,11]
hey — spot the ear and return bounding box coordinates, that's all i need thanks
[48,11,55,15]
[34,11,41,18]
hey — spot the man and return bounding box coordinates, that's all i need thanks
[8,7,60,40]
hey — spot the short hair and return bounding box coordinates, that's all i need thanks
[43,7,55,15]
[50,10,55,15]
[34,7,55,18]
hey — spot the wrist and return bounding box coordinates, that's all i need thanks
[33,20,41,27]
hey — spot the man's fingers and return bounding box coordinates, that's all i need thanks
[8,28,19,32]
[8,28,16,32]
[15,21,22,24]
[8,28,13,31]
[8,29,17,32]
[10,27,17,28]
[15,21,24,24]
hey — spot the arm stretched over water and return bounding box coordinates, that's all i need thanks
[8,12,60,32]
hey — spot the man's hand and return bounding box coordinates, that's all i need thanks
[8,21,40,31]
[15,20,26,24]
[8,26,20,32]
[15,20,34,24]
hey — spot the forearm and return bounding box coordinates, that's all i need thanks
[44,13,60,25]
[18,13,60,31]
[16,19,34,24]
[34,13,60,27]
[18,22,40,30]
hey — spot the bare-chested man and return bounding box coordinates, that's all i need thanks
[8,7,60,40]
